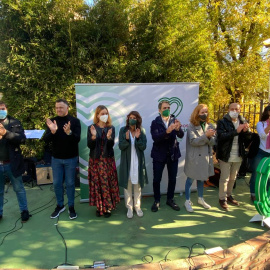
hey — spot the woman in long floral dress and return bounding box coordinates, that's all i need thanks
[87,105,120,217]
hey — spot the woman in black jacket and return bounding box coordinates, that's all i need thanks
[87,105,120,217]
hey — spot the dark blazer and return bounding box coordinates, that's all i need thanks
[118,126,148,189]
[150,115,184,162]
[87,124,115,159]
[216,113,252,162]
[3,115,26,177]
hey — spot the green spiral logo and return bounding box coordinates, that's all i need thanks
[158,97,183,117]
[254,157,270,217]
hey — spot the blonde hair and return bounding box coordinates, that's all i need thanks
[190,104,209,126]
[93,105,112,127]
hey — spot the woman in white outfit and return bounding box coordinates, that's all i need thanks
[184,104,216,212]
[118,111,148,218]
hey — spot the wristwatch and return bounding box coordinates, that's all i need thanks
[68,130,72,135]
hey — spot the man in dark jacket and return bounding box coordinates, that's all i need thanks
[0,101,30,222]
[216,103,251,211]
[43,99,81,219]
[150,101,184,212]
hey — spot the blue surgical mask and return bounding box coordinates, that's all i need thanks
[0,110,7,120]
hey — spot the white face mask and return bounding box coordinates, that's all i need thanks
[229,111,239,119]
[99,114,108,123]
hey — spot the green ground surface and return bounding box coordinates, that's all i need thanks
[0,175,267,269]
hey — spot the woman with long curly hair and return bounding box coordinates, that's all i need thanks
[118,111,148,218]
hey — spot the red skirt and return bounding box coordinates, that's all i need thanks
[88,157,120,215]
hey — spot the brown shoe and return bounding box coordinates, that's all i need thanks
[227,195,239,206]
[251,195,256,202]
[219,199,229,211]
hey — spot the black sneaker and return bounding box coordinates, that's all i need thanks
[0,215,2,220]
[104,210,111,218]
[166,199,180,211]
[68,206,77,220]
[50,205,66,219]
[21,210,30,223]
[151,201,160,212]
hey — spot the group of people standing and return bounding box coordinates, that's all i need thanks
[0,98,265,223]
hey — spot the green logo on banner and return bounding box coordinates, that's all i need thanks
[158,97,183,117]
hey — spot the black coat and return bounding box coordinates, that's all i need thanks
[3,116,26,177]
[150,115,184,162]
[216,113,252,162]
[87,124,115,159]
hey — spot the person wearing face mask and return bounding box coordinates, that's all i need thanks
[0,101,30,222]
[44,99,81,219]
[216,103,251,211]
[87,105,120,218]
[150,101,184,212]
[118,111,148,218]
[249,106,270,202]
[184,104,216,212]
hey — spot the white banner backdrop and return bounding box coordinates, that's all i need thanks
[75,83,199,201]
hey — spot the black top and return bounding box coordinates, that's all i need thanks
[43,115,81,159]
[0,118,10,161]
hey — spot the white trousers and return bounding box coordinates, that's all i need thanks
[124,179,141,210]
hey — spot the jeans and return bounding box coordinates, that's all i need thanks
[185,177,204,200]
[152,158,178,202]
[51,156,77,207]
[0,163,28,216]
[249,148,270,195]
[219,160,241,200]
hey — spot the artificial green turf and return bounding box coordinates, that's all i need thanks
[0,175,267,269]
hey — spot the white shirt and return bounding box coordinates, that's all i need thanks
[129,132,139,184]
[257,121,270,153]
[228,119,242,162]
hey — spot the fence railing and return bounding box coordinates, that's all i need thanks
[213,101,270,133]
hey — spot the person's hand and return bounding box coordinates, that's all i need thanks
[90,125,97,139]
[0,123,6,136]
[46,118,58,134]
[135,128,141,138]
[174,119,181,131]
[237,124,245,133]
[166,123,176,134]
[63,121,71,135]
[126,130,130,140]
[243,123,249,132]
[205,129,215,138]
[107,128,112,139]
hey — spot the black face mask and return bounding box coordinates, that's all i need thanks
[199,114,207,121]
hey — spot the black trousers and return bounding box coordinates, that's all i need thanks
[152,158,178,202]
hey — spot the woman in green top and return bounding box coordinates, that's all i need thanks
[184,104,216,213]
[118,111,148,218]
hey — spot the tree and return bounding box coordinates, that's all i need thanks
[206,0,270,103]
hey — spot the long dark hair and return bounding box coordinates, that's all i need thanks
[260,106,270,122]
[125,111,142,129]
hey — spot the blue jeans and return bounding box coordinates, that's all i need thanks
[51,156,77,207]
[152,159,178,202]
[185,177,204,200]
[0,163,28,216]
[249,148,270,194]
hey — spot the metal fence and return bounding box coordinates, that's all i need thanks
[213,101,270,132]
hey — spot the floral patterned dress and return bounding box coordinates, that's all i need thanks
[88,130,120,215]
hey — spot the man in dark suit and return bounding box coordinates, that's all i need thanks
[0,101,30,222]
[150,101,184,212]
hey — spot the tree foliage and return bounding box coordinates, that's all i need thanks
[0,0,269,157]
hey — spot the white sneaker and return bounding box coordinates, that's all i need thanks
[135,208,144,217]
[184,200,194,213]
[127,209,133,219]
[198,197,211,209]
